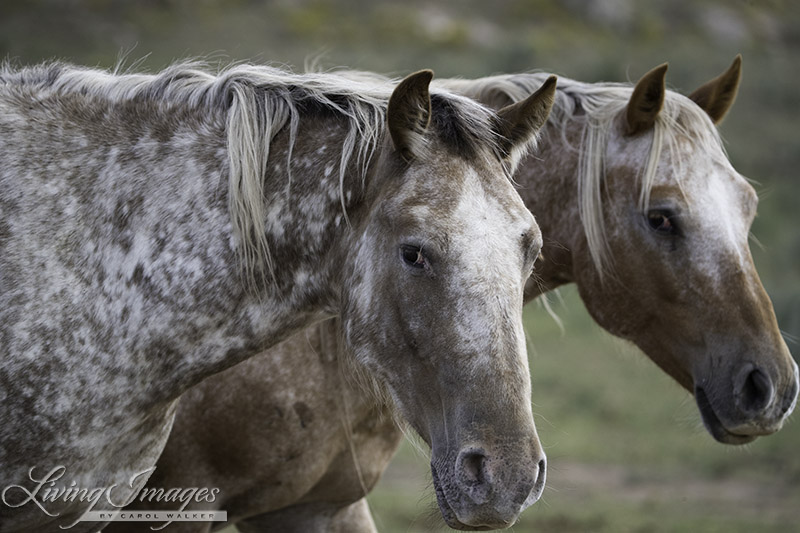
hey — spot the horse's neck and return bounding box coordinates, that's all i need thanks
[1,88,353,400]
[518,121,584,297]
[167,113,362,393]
[257,116,357,300]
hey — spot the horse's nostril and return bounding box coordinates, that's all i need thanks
[738,367,774,414]
[455,448,492,506]
[532,458,546,499]
[459,450,487,486]
[781,375,799,415]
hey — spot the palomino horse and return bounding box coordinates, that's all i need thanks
[446,55,797,443]
[0,62,558,532]
[113,57,798,532]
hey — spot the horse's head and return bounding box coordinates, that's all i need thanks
[341,71,556,529]
[574,57,798,444]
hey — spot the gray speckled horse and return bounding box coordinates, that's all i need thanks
[116,57,798,532]
[0,62,557,532]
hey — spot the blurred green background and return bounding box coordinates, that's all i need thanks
[2,1,797,531]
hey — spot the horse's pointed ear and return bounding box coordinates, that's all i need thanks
[689,54,742,125]
[494,75,557,168]
[388,70,434,161]
[625,63,668,136]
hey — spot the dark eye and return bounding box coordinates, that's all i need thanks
[647,209,679,236]
[400,245,427,269]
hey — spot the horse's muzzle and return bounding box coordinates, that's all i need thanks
[431,445,546,530]
[695,359,799,445]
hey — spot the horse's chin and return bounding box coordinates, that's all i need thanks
[430,466,498,531]
[695,386,759,445]
[431,464,464,529]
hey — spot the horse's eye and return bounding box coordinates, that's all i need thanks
[647,209,679,236]
[401,245,426,269]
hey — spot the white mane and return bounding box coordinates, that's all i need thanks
[0,61,390,286]
[219,65,391,286]
[441,72,729,279]
[1,61,498,289]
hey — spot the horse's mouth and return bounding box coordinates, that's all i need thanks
[430,465,495,531]
[695,386,758,445]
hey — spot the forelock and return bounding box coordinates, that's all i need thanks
[427,92,504,163]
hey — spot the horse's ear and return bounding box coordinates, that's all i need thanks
[494,75,557,168]
[689,55,742,125]
[625,63,668,136]
[388,70,434,161]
